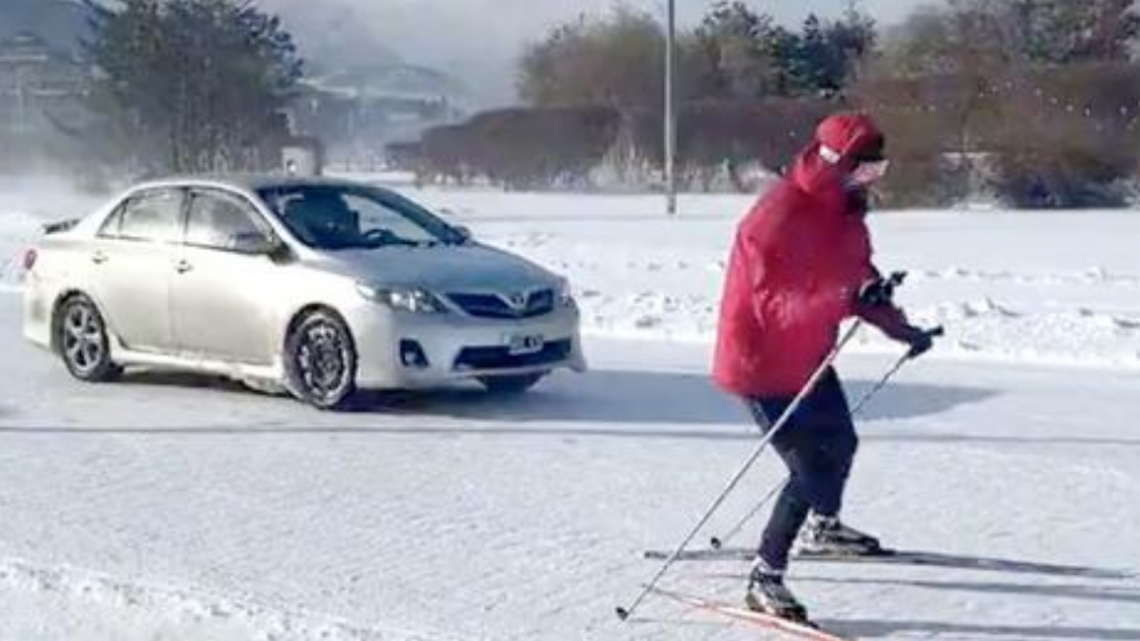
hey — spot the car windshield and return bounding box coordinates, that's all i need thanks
[257,184,466,250]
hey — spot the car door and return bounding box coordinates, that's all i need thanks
[169,188,281,365]
[86,187,183,354]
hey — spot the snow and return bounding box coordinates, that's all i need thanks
[395,188,1140,370]
[1,179,1139,640]
[0,558,427,641]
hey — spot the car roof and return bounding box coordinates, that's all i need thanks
[128,173,387,195]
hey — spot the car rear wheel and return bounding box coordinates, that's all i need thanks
[479,373,545,395]
[285,310,358,411]
[57,294,122,382]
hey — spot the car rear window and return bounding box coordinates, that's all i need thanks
[102,189,184,243]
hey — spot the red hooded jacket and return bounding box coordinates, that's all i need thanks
[712,114,909,398]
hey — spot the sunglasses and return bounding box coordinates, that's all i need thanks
[850,160,890,186]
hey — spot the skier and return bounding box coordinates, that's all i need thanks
[712,112,936,622]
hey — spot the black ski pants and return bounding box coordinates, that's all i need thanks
[745,368,858,571]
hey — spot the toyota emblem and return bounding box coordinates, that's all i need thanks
[508,293,529,310]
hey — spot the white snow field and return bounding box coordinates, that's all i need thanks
[0,177,1139,640]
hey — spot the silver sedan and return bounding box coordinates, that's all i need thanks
[22,176,585,409]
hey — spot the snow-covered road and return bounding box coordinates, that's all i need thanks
[2,288,1139,640]
[1,181,1139,639]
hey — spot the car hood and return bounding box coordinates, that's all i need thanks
[321,242,560,293]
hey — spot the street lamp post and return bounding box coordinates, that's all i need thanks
[664,0,677,216]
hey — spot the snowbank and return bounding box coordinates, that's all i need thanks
[3,182,1140,369]
[0,558,446,641]
[386,189,1140,370]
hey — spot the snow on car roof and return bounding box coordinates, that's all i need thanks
[129,173,388,195]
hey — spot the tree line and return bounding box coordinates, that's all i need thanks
[77,0,301,176]
[399,0,1140,208]
[29,0,1140,208]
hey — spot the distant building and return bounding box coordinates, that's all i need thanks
[287,64,467,170]
[1,15,469,177]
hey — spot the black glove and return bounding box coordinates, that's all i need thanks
[904,325,944,359]
[858,271,907,307]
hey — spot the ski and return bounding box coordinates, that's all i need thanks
[642,547,1118,579]
[649,586,852,641]
[643,547,898,562]
[643,547,747,561]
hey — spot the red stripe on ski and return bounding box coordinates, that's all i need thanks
[650,586,853,641]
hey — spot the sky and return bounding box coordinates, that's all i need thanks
[261,0,927,106]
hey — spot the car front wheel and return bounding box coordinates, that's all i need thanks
[285,310,358,411]
[57,294,122,382]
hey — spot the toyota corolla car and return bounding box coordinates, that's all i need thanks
[22,176,585,409]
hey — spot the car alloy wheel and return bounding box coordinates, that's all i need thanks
[58,295,121,382]
[287,310,358,410]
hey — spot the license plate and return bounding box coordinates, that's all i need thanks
[507,333,544,355]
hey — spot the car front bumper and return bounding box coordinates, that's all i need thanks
[345,302,586,390]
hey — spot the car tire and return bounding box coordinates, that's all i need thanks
[479,373,545,395]
[284,309,359,411]
[56,294,122,382]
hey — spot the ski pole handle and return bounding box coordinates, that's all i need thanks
[858,270,908,307]
[905,325,945,360]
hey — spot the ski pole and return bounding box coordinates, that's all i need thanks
[850,326,944,417]
[707,325,945,550]
[615,320,863,621]
[708,363,892,550]
[709,477,785,550]
[706,353,903,550]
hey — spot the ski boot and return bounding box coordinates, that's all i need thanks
[744,558,809,623]
[795,512,883,557]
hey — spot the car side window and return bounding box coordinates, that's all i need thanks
[185,190,270,252]
[116,189,184,243]
[97,203,126,238]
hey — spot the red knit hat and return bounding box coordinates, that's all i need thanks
[815,112,885,164]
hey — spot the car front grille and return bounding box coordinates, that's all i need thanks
[447,289,555,319]
[454,339,572,371]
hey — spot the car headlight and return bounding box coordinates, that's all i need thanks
[357,283,447,314]
[556,278,576,308]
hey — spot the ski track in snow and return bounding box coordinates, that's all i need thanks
[2,181,1140,640]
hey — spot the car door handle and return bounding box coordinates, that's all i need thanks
[175,259,193,274]
[91,251,108,265]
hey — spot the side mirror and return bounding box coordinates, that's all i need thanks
[267,237,294,262]
[231,232,290,260]
[453,225,473,242]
